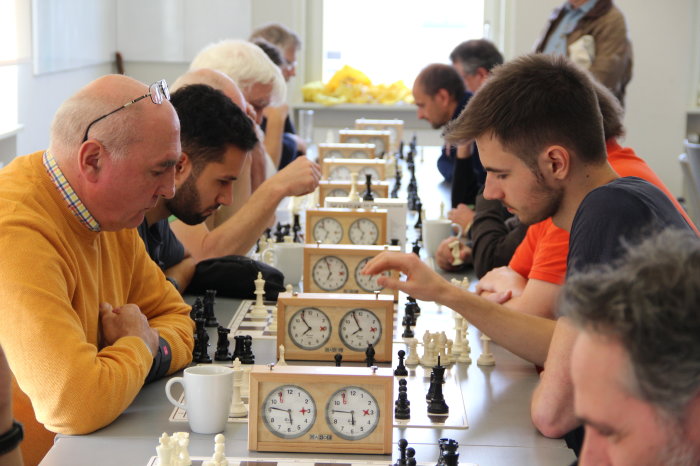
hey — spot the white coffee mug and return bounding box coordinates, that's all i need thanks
[165,365,233,434]
[262,242,304,285]
[422,219,463,257]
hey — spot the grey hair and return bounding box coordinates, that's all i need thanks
[189,39,286,106]
[449,39,503,76]
[49,94,141,161]
[560,228,700,420]
[249,22,301,51]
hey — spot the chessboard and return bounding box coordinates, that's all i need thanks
[227,300,278,339]
[146,456,474,466]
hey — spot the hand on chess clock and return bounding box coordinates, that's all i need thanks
[99,303,159,356]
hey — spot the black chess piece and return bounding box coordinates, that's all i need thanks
[414,200,423,229]
[190,297,203,321]
[363,174,374,201]
[394,350,408,376]
[232,335,245,361]
[394,391,411,420]
[406,447,416,466]
[428,356,449,414]
[334,353,343,367]
[241,335,255,364]
[214,326,232,361]
[411,240,421,257]
[194,317,212,363]
[292,214,302,242]
[264,227,272,239]
[394,438,408,466]
[407,296,421,315]
[441,439,459,466]
[274,222,285,243]
[365,343,376,367]
[398,140,404,160]
[203,290,219,328]
[401,314,414,338]
[390,238,400,246]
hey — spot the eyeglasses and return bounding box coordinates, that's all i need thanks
[82,79,171,143]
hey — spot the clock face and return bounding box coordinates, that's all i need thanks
[311,255,349,291]
[312,217,343,243]
[329,166,351,181]
[351,150,370,159]
[358,167,379,180]
[368,137,385,154]
[348,218,379,245]
[262,384,316,439]
[326,150,343,158]
[345,136,361,144]
[325,386,380,440]
[354,257,387,292]
[288,307,332,350]
[338,308,382,351]
[327,188,349,197]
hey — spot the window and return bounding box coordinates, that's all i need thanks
[0,0,19,134]
[321,0,485,87]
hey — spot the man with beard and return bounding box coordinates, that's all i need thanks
[361,54,694,459]
[138,83,257,293]
[562,228,700,465]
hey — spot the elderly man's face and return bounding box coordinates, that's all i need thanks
[572,332,699,465]
[244,82,273,125]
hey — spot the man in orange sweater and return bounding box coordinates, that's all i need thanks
[0,75,194,464]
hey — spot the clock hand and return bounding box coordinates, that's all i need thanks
[350,410,356,426]
[351,311,363,335]
[287,408,294,424]
[324,257,332,280]
[300,310,312,331]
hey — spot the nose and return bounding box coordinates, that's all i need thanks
[416,108,426,121]
[218,184,233,206]
[482,173,502,201]
[158,167,177,199]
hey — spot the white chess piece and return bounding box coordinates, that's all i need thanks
[437,331,448,364]
[460,276,470,290]
[285,284,293,294]
[348,172,360,202]
[477,334,496,366]
[439,201,445,219]
[405,338,419,366]
[452,313,464,357]
[240,364,252,398]
[212,434,228,466]
[449,240,464,266]
[446,339,455,364]
[277,344,287,366]
[250,272,268,318]
[230,358,247,417]
[450,278,460,286]
[156,432,174,466]
[283,235,293,243]
[268,305,278,332]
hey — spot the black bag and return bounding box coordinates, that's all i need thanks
[185,255,285,300]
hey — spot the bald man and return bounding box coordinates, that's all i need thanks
[0,75,194,462]
[167,69,321,261]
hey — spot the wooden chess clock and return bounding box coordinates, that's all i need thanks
[355,118,404,153]
[317,180,390,205]
[318,143,376,164]
[275,291,394,362]
[303,244,401,299]
[322,159,387,181]
[248,364,393,454]
[305,208,388,246]
[339,129,392,157]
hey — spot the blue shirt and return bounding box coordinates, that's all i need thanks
[542,0,598,57]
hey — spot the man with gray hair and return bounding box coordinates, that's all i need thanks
[0,75,194,462]
[449,39,503,93]
[562,228,700,465]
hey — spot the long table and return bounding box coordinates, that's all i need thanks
[40,147,575,465]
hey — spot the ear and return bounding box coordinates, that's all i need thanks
[476,67,490,83]
[77,140,105,183]
[435,88,451,106]
[542,145,570,181]
[175,151,193,183]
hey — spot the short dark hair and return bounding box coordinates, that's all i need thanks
[252,38,284,67]
[561,228,700,420]
[594,80,625,141]
[415,63,465,102]
[449,39,504,75]
[170,84,258,173]
[444,54,606,171]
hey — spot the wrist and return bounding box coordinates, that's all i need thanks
[0,420,23,456]
[165,276,180,292]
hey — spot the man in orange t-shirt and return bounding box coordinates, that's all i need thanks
[477,85,698,319]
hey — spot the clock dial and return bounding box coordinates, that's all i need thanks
[325,386,380,440]
[339,308,382,351]
[358,167,379,180]
[288,307,332,350]
[354,257,388,292]
[350,150,370,159]
[348,218,379,245]
[312,255,349,291]
[262,384,316,439]
[327,188,349,197]
[345,136,361,144]
[326,150,343,158]
[329,166,351,181]
[368,137,385,154]
[312,217,343,243]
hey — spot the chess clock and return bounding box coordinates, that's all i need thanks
[339,129,392,157]
[322,159,387,181]
[276,291,394,362]
[355,118,404,153]
[318,143,376,165]
[305,208,388,246]
[317,180,390,205]
[248,364,393,454]
[303,244,401,299]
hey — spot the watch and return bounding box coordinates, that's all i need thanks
[0,420,23,455]
[165,276,180,291]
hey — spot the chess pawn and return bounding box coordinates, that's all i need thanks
[449,240,464,266]
[277,344,287,366]
[439,201,445,219]
[446,339,456,364]
[405,338,420,366]
[285,284,293,294]
[460,276,470,290]
[230,358,247,417]
[477,334,496,366]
